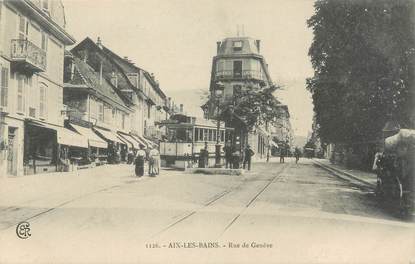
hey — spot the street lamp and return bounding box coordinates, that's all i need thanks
[214,82,225,167]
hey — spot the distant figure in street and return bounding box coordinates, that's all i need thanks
[127,150,134,164]
[294,148,301,164]
[223,140,233,169]
[149,147,160,176]
[243,145,255,171]
[280,148,285,163]
[232,149,241,169]
[134,144,147,177]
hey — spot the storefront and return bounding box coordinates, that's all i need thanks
[24,120,88,175]
[93,127,125,164]
[68,123,108,165]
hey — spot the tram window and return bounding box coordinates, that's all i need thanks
[199,129,204,141]
[203,129,209,141]
[213,130,217,142]
[208,129,213,141]
[195,129,199,142]
[186,129,193,142]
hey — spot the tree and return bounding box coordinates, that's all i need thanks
[307,0,415,144]
[204,84,284,132]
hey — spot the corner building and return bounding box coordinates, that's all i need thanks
[205,36,277,159]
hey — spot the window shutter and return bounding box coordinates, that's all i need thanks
[1,67,9,108]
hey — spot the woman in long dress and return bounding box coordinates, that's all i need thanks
[134,145,146,177]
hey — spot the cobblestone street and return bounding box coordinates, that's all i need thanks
[1,159,413,263]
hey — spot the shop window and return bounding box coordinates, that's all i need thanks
[0,67,8,108]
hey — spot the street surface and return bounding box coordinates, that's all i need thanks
[0,158,414,263]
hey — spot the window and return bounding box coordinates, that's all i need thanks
[147,104,151,118]
[98,103,104,122]
[203,129,208,141]
[208,129,213,141]
[17,74,26,113]
[198,129,204,141]
[213,130,217,142]
[233,41,243,51]
[18,15,28,40]
[233,61,242,78]
[221,131,225,142]
[39,84,46,118]
[41,31,48,51]
[194,129,199,142]
[0,67,9,108]
[42,0,49,12]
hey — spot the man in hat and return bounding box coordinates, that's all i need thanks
[243,144,255,171]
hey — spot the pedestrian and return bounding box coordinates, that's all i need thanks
[223,140,233,169]
[134,144,146,177]
[280,147,285,163]
[232,149,241,169]
[294,148,301,164]
[149,147,160,176]
[243,144,255,171]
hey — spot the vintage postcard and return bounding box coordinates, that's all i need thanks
[0,0,414,263]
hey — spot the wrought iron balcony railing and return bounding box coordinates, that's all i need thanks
[215,70,265,81]
[11,39,47,72]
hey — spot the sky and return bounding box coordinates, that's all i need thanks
[63,0,315,137]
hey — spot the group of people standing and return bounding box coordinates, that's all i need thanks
[223,140,255,170]
[128,145,160,178]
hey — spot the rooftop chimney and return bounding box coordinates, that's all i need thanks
[216,41,221,54]
[97,37,103,49]
[179,104,184,113]
[255,40,261,53]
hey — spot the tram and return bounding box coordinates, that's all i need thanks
[159,114,233,169]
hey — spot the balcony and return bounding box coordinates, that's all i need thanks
[10,39,47,73]
[215,70,265,82]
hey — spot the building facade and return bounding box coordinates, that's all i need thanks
[70,37,172,145]
[205,36,288,159]
[0,0,75,176]
[63,53,135,164]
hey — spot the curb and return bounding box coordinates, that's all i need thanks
[313,160,376,189]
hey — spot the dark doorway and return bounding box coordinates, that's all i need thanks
[233,61,242,78]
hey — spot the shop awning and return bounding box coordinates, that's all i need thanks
[117,134,133,149]
[118,133,139,149]
[143,136,158,148]
[69,124,108,149]
[27,121,88,149]
[130,134,148,148]
[93,127,124,144]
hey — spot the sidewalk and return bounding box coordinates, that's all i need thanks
[313,158,377,188]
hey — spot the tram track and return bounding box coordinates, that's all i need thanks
[152,163,290,239]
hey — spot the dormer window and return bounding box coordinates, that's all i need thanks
[233,41,243,51]
[42,0,50,15]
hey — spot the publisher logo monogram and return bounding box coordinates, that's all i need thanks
[16,221,31,239]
